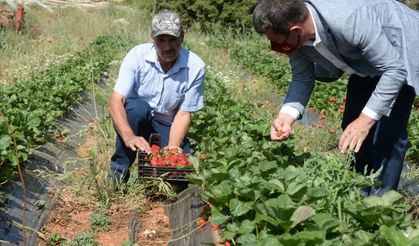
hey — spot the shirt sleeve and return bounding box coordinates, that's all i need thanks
[282,53,316,117]
[341,7,407,117]
[362,106,381,120]
[280,105,301,120]
[114,48,140,97]
[180,65,206,112]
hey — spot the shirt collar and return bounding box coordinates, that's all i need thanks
[145,44,188,74]
[304,3,321,46]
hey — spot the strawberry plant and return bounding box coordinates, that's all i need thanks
[187,73,419,245]
[0,35,130,184]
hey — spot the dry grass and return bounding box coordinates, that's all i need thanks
[0,1,151,85]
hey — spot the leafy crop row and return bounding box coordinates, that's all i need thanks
[0,36,127,184]
[188,73,419,245]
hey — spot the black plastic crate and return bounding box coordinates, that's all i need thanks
[137,151,193,183]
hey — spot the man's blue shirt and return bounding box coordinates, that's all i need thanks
[114,43,206,123]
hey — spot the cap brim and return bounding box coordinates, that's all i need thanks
[152,31,180,38]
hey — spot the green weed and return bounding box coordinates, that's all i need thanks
[89,208,111,232]
[46,232,65,246]
[65,232,98,246]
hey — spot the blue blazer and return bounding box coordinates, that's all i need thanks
[284,0,419,117]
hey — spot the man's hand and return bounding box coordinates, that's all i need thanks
[125,136,151,153]
[270,112,295,141]
[339,113,376,153]
[164,146,183,153]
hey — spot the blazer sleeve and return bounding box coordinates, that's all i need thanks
[282,53,316,118]
[340,7,407,117]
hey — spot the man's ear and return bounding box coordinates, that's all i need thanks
[290,24,303,35]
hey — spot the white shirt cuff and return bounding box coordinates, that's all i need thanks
[362,107,382,121]
[280,106,300,120]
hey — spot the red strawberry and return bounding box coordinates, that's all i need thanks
[211,224,220,231]
[328,97,337,103]
[276,130,285,137]
[150,144,160,154]
[198,218,206,228]
[54,134,65,143]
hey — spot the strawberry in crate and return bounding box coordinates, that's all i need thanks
[149,145,191,167]
[138,145,193,182]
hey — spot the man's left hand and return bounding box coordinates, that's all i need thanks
[165,146,183,153]
[339,113,376,153]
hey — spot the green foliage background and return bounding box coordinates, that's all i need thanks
[401,0,419,9]
[154,0,259,32]
[154,0,418,33]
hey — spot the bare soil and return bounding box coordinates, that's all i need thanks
[38,136,172,246]
[39,191,171,246]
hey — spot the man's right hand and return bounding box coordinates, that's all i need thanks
[270,112,295,141]
[125,136,151,153]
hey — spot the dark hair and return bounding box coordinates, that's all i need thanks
[253,0,308,35]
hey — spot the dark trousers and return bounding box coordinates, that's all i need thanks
[110,99,191,183]
[342,75,415,196]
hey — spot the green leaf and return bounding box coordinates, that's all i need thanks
[238,219,255,234]
[290,206,316,228]
[264,194,295,210]
[223,229,236,240]
[408,235,419,246]
[210,206,229,225]
[209,181,233,204]
[284,230,324,243]
[0,135,11,150]
[286,182,307,200]
[405,227,419,241]
[381,191,403,206]
[311,213,340,232]
[255,213,280,226]
[259,161,277,173]
[235,187,260,201]
[268,179,285,193]
[237,233,257,245]
[256,236,281,246]
[363,195,384,207]
[187,173,204,186]
[256,194,295,228]
[190,156,201,172]
[27,116,41,129]
[307,187,329,199]
[353,230,374,243]
[226,221,239,233]
[380,225,408,246]
[229,198,253,217]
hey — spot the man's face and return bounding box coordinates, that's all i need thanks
[153,34,183,67]
[264,27,302,55]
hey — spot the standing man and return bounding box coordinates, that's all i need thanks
[108,9,206,183]
[253,0,418,195]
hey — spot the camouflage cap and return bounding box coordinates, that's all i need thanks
[151,9,183,38]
